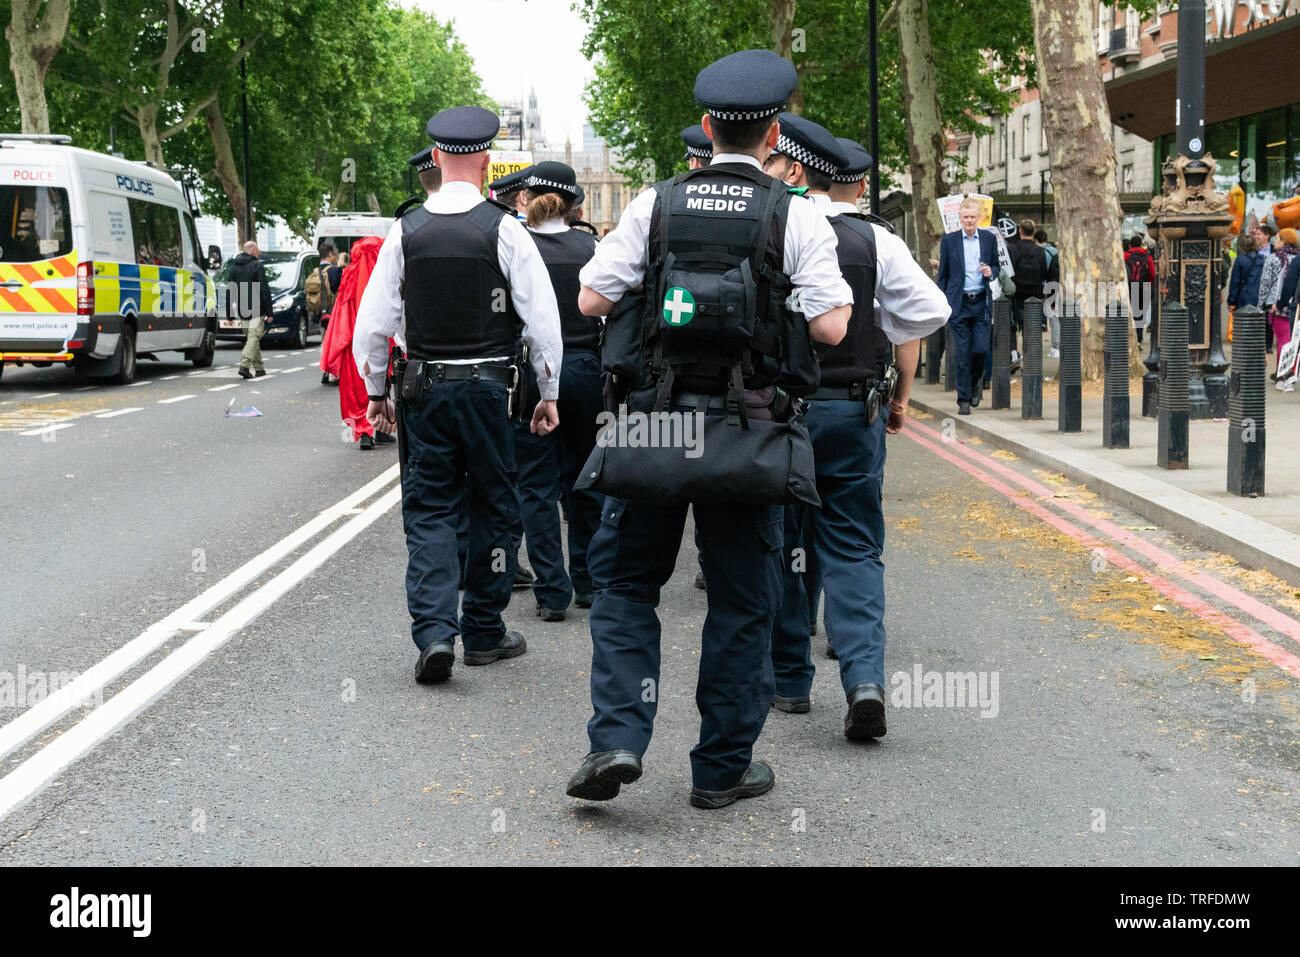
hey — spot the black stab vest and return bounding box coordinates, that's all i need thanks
[400,202,519,361]
[528,227,599,354]
[821,213,887,388]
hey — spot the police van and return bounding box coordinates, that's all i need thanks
[312,212,391,255]
[0,134,217,385]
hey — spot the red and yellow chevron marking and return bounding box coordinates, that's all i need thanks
[0,251,77,314]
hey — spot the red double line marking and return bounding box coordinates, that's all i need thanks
[900,418,1300,679]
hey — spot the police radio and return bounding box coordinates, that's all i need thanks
[865,363,899,426]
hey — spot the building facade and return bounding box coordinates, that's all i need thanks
[535,123,645,235]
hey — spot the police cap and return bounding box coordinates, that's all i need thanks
[571,183,585,208]
[408,147,436,172]
[488,165,533,194]
[524,160,580,199]
[771,113,847,175]
[426,106,499,154]
[832,137,873,183]
[681,124,713,161]
[693,50,797,121]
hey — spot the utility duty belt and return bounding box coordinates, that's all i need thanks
[397,358,521,420]
[806,365,899,426]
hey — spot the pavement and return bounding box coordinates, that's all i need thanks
[909,342,1300,588]
[1,340,1299,865]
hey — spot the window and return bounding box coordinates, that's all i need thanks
[127,199,183,267]
[0,186,72,263]
[1122,164,1134,189]
[1011,130,1017,163]
[1041,117,1048,152]
[1022,115,1032,157]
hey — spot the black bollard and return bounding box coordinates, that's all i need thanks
[1021,297,1043,419]
[991,297,1012,409]
[1157,300,1190,469]
[1057,298,1082,432]
[926,328,942,384]
[1142,287,1161,418]
[1102,298,1130,448]
[943,324,956,392]
[1227,305,1266,496]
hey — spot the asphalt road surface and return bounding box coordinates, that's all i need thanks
[2,342,1298,865]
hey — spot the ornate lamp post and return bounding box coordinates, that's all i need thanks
[1144,0,1234,420]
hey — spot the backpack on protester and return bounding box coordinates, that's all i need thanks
[1127,248,1153,286]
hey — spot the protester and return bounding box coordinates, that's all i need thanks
[1265,227,1300,390]
[228,240,273,379]
[1258,224,1293,364]
[1035,227,1061,352]
[321,236,394,449]
[1227,233,1265,317]
[1125,235,1156,345]
[1008,219,1047,358]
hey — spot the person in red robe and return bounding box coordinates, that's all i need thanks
[319,236,390,449]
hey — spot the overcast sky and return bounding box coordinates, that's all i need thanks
[407,0,596,149]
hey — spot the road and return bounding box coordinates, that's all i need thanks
[1,342,1298,865]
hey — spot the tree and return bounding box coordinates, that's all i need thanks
[1032,0,1142,376]
[895,0,945,273]
[5,0,70,133]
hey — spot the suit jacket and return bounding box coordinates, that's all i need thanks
[936,227,997,320]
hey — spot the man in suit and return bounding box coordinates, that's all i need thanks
[936,197,996,414]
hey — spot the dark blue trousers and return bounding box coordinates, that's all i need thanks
[512,421,571,611]
[554,351,605,596]
[949,296,990,403]
[400,380,517,653]
[586,495,783,791]
[771,401,888,697]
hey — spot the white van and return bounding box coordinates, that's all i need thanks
[0,134,217,385]
[312,212,391,255]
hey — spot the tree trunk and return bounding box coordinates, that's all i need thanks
[137,103,165,166]
[896,0,946,275]
[768,0,804,114]
[5,0,72,134]
[205,101,253,245]
[1032,0,1142,378]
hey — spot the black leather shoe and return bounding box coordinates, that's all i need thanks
[238,366,253,379]
[971,391,982,408]
[254,369,267,377]
[573,591,594,609]
[566,749,643,801]
[694,570,707,590]
[321,371,331,385]
[844,682,887,740]
[463,630,527,666]
[513,566,535,590]
[358,433,374,450]
[958,401,971,415]
[689,759,775,810]
[536,605,565,622]
[414,640,455,683]
[374,430,395,444]
[772,694,811,714]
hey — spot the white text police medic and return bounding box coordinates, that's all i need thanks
[763,118,949,739]
[566,50,854,809]
[352,106,563,684]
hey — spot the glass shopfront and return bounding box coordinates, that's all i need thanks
[1154,106,1299,229]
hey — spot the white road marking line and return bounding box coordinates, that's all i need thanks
[32,392,58,399]
[0,464,399,763]
[157,394,195,404]
[18,422,74,437]
[94,407,143,418]
[160,375,180,380]
[278,366,301,373]
[207,383,239,392]
[75,385,95,391]
[128,380,151,387]
[0,484,402,822]
[256,373,275,380]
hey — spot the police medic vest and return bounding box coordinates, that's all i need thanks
[529,228,600,354]
[399,202,519,361]
[822,213,888,388]
[645,162,806,395]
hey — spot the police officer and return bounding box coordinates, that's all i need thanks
[764,119,949,738]
[681,124,712,170]
[393,147,442,219]
[514,162,603,613]
[565,50,852,808]
[488,166,533,219]
[352,106,563,684]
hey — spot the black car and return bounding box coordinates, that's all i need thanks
[214,250,324,349]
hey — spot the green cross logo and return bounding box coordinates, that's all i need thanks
[662,286,696,326]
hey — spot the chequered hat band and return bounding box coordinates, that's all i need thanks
[706,107,782,121]
[832,168,866,183]
[433,139,493,154]
[685,145,713,158]
[525,176,579,196]
[775,135,839,175]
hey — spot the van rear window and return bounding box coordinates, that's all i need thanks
[0,185,72,263]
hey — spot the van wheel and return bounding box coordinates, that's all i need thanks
[292,315,308,349]
[106,327,137,385]
[188,324,215,367]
